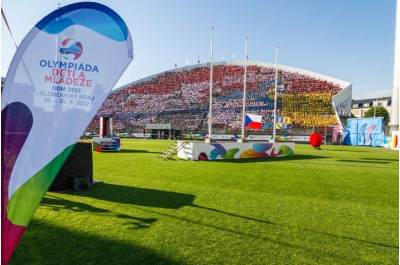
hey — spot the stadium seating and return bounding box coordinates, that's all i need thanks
[89,64,343,133]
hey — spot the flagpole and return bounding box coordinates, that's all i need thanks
[1,8,18,49]
[206,27,214,143]
[239,37,248,142]
[272,46,278,142]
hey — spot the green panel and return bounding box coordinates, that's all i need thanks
[7,144,76,226]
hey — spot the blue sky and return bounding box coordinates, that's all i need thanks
[1,0,397,99]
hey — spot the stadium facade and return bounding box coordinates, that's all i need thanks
[89,61,352,135]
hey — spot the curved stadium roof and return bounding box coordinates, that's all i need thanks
[114,61,352,93]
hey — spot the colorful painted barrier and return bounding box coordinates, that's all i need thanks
[343,118,385,147]
[177,141,295,160]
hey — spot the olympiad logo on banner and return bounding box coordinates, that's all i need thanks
[60,38,83,60]
[39,37,98,88]
[1,2,133,263]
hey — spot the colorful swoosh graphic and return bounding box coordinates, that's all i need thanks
[35,2,129,41]
[60,38,83,60]
[2,102,32,263]
[365,124,376,145]
[358,123,367,143]
[197,143,294,160]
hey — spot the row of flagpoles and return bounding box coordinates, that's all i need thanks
[206,27,280,143]
[174,53,237,68]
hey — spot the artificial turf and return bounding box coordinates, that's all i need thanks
[10,139,399,264]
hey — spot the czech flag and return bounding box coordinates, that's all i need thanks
[244,113,262,129]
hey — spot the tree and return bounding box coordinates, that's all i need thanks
[364,106,390,125]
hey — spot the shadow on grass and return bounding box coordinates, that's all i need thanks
[69,183,195,209]
[170,154,330,163]
[361,157,399,162]
[63,184,398,254]
[68,184,282,228]
[287,161,395,169]
[10,220,182,265]
[40,185,396,264]
[217,154,329,163]
[42,195,109,213]
[94,149,160,154]
[144,203,399,252]
[337,159,390,164]
[328,149,367,152]
[67,183,279,227]
[42,195,157,230]
[117,149,160,154]
[304,228,399,249]
[71,183,398,248]
[191,204,398,249]
[136,205,301,250]
[192,204,278,225]
[134,206,391,263]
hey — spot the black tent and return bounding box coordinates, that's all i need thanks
[49,142,93,191]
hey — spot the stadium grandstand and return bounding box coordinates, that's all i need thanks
[86,61,352,136]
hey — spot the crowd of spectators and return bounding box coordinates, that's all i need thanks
[281,92,337,128]
[89,64,342,133]
[96,93,128,117]
[86,119,100,131]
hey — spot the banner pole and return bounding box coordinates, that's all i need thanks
[1,8,18,49]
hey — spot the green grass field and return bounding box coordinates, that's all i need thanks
[10,139,399,265]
